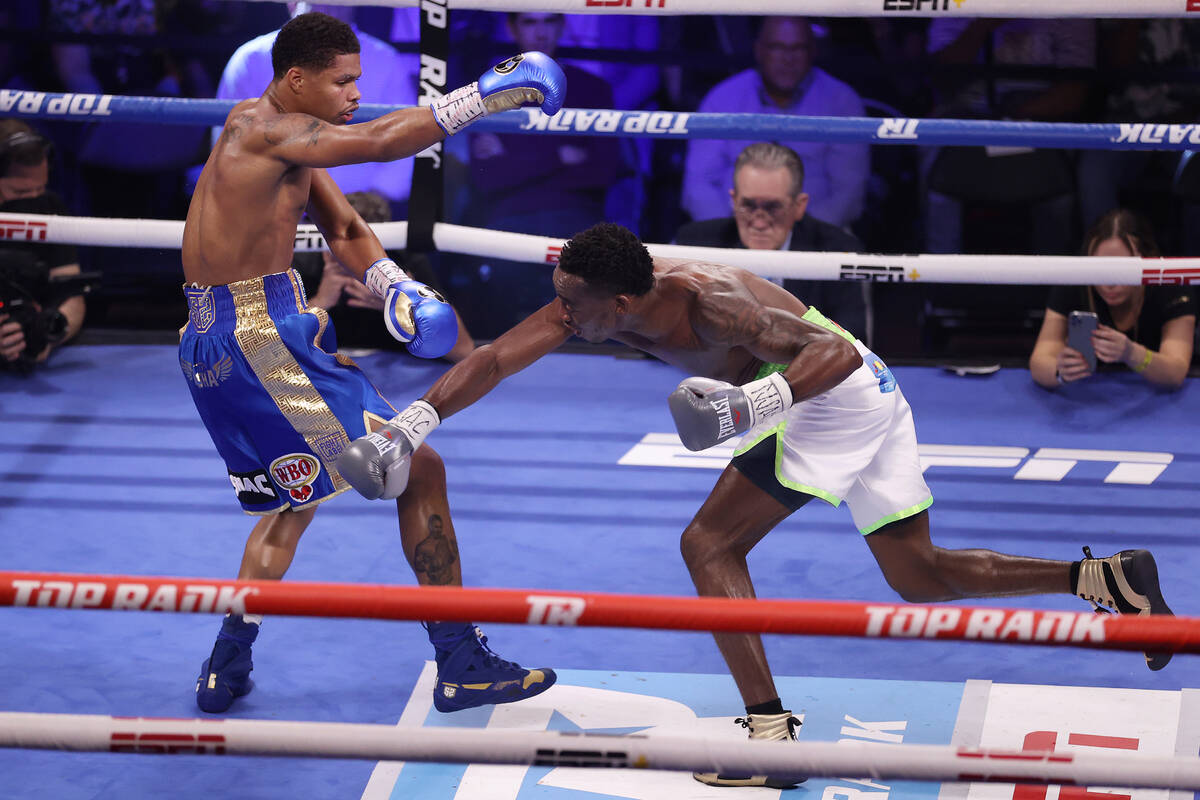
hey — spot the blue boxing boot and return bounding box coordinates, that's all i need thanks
[195,614,259,713]
[426,622,556,713]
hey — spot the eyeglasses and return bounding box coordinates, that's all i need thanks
[761,43,811,58]
[734,198,790,220]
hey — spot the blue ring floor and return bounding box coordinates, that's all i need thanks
[1,346,1196,799]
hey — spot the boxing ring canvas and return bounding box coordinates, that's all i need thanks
[1,347,1197,799]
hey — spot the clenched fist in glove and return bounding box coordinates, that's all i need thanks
[430,51,567,136]
[668,372,794,452]
[337,400,440,500]
[363,258,456,359]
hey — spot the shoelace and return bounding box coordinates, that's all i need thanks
[733,715,801,740]
[472,629,521,671]
[1077,546,1114,614]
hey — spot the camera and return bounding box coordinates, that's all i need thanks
[0,249,99,374]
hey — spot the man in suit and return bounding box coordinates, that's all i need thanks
[675,141,870,344]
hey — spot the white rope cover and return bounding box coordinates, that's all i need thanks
[3,711,1200,789]
[4,212,1198,286]
[222,0,1196,19]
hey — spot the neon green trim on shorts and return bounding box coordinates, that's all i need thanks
[858,495,934,535]
[732,420,784,457]
[801,305,856,343]
[754,361,787,380]
[774,469,842,507]
[733,424,843,507]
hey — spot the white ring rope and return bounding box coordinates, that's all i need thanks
[218,0,1195,19]
[3,711,1200,789]
[4,211,1197,286]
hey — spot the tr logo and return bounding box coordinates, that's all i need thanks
[526,594,586,625]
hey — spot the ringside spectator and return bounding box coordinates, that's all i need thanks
[682,17,869,230]
[1029,209,1195,391]
[675,142,870,344]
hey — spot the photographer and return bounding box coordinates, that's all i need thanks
[0,120,87,370]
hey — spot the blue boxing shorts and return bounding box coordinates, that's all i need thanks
[179,269,397,515]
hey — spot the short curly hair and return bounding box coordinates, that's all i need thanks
[557,223,654,296]
[272,12,360,80]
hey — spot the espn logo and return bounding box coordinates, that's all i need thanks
[0,219,48,241]
[1141,266,1200,285]
[585,0,666,7]
[882,0,954,10]
[545,245,562,264]
[293,226,325,253]
[1190,0,1200,11]
[840,264,906,282]
[111,732,226,754]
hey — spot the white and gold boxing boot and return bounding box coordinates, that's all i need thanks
[694,711,807,789]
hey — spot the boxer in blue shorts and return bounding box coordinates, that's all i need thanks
[340,222,1175,789]
[180,11,567,714]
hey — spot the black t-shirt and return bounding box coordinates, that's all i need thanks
[1046,285,1196,357]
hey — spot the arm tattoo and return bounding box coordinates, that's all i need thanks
[697,288,774,345]
[303,120,321,147]
[697,286,813,362]
[222,114,250,144]
[262,118,323,148]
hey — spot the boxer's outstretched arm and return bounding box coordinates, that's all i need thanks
[337,302,571,500]
[260,52,566,169]
[423,302,572,419]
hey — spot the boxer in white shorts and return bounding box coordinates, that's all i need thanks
[731,309,932,534]
[340,223,1176,790]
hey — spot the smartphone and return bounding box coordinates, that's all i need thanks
[1067,310,1099,374]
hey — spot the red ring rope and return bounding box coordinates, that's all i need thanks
[2,570,1195,656]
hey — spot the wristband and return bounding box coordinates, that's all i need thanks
[391,400,441,450]
[1132,348,1154,374]
[430,83,485,135]
[742,371,793,427]
[364,258,406,299]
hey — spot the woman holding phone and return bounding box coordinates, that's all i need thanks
[1029,208,1196,390]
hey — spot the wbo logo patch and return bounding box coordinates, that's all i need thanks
[269,453,321,503]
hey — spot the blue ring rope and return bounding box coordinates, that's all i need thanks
[2,90,1194,150]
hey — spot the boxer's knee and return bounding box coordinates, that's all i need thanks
[679,522,736,576]
[402,443,445,494]
[878,546,955,603]
[263,506,314,548]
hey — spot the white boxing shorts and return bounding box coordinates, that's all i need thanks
[730,307,932,534]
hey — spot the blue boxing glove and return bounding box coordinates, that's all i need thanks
[363,258,456,359]
[430,51,567,135]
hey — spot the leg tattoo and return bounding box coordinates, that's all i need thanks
[413,514,459,585]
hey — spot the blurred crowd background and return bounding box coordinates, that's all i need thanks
[4,2,1200,365]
